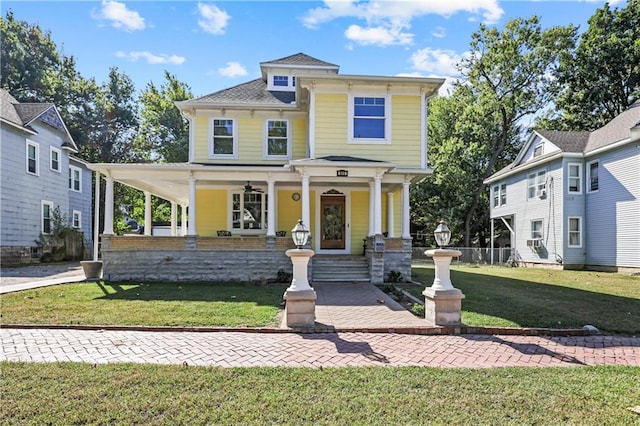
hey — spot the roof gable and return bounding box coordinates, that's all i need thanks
[260,53,339,69]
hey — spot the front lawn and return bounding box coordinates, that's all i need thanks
[0,282,287,328]
[409,265,640,335]
[2,362,639,425]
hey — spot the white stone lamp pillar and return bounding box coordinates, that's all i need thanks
[423,220,465,326]
[283,220,316,327]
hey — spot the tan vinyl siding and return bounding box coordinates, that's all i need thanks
[193,116,209,162]
[314,94,422,168]
[237,118,262,161]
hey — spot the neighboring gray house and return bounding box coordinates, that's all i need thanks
[485,102,640,272]
[1,89,93,264]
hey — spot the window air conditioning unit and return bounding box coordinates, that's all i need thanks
[527,239,542,249]
[536,188,546,199]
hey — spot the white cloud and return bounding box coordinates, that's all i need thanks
[93,0,146,32]
[116,51,186,65]
[431,26,446,39]
[301,0,504,40]
[198,3,230,35]
[218,61,248,77]
[345,24,413,46]
[410,47,468,76]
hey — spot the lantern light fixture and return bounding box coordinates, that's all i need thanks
[434,220,451,248]
[291,219,310,249]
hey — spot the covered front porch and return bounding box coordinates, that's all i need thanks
[88,157,424,283]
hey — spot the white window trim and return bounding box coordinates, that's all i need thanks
[209,118,238,159]
[499,183,507,206]
[228,191,268,234]
[567,216,582,248]
[50,147,61,173]
[267,73,295,92]
[530,219,544,240]
[527,170,546,199]
[264,119,292,160]
[42,200,54,234]
[72,210,82,229]
[26,140,39,176]
[492,185,499,208]
[567,162,582,194]
[587,159,599,193]
[347,94,392,144]
[533,143,543,158]
[69,165,82,193]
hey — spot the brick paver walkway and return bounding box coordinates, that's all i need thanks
[2,328,639,368]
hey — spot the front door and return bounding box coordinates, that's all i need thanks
[320,195,345,250]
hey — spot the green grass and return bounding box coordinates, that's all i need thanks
[0,282,287,327]
[409,265,640,335]
[2,362,639,425]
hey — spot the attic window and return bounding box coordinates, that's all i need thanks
[273,76,288,87]
[533,144,543,157]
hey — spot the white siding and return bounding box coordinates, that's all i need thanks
[561,158,587,266]
[490,159,564,265]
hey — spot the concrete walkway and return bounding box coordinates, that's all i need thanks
[0,262,86,294]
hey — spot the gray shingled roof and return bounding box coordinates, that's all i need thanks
[585,101,640,153]
[189,79,295,106]
[0,89,23,125]
[260,52,338,68]
[536,130,589,153]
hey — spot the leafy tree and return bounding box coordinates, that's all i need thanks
[135,71,193,163]
[540,0,640,130]
[413,17,577,247]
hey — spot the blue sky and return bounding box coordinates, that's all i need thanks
[3,1,626,98]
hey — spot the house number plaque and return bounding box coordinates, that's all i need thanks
[336,170,348,177]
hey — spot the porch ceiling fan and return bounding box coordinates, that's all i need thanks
[243,181,264,193]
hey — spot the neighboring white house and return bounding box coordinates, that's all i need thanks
[0,89,93,264]
[485,101,640,271]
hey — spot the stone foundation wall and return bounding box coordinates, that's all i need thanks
[1,246,41,265]
[102,248,293,282]
[365,237,413,284]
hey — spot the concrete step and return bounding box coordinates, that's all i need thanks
[312,255,369,282]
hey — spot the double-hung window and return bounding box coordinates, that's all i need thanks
[350,96,389,142]
[42,201,54,234]
[533,144,543,158]
[72,210,82,229]
[531,219,543,240]
[26,140,39,175]
[231,192,268,231]
[50,147,61,172]
[568,217,582,248]
[527,170,546,199]
[265,120,290,158]
[587,160,599,192]
[568,163,582,194]
[211,119,237,158]
[493,184,507,207]
[69,166,81,192]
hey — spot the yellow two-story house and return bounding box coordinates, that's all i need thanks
[89,53,444,283]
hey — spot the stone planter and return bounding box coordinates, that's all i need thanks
[80,260,103,280]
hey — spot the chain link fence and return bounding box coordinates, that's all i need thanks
[412,247,515,266]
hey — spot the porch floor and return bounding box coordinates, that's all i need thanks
[286,281,428,329]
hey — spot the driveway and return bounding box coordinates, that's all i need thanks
[0,262,86,294]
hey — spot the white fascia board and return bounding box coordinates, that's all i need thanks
[0,117,37,135]
[585,137,632,156]
[484,152,563,184]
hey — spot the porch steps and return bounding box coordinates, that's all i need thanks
[312,255,370,283]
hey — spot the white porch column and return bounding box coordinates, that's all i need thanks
[301,173,310,229]
[387,192,394,238]
[180,204,187,236]
[490,218,495,265]
[374,174,382,235]
[144,191,152,236]
[267,178,276,236]
[368,180,375,236]
[171,201,178,236]
[402,179,411,239]
[104,175,114,235]
[187,178,197,236]
[93,171,101,260]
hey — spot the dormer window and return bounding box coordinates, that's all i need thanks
[273,75,288,87]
